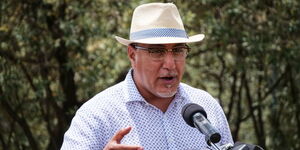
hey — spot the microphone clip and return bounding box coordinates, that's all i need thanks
[207,141,264,150]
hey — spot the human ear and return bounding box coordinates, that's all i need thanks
[127,45,136,67]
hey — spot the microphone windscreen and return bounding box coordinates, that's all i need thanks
[181,103,207,127]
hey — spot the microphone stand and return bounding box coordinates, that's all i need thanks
[207,140,233,150]
[210,142,221,150]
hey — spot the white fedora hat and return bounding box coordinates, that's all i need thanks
[115,3,205,46]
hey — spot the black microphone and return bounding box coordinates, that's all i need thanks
[181,103,221,144]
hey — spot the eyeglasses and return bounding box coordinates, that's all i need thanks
[132,44,190,61]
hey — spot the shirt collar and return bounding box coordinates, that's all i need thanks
[123,69,146,103]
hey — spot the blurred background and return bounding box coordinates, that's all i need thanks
[1,0,299,149]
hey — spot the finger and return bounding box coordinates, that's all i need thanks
[104,143,143,150]
[113,144,144,150]
[111,126,132,143]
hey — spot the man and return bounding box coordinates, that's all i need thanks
[61,3,233,150]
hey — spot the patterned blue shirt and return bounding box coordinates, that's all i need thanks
[61,69,233,150]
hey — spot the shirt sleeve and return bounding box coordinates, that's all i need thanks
[60,105,109,150]
[213,99,234,146]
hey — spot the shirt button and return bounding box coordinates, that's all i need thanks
[167,137,174,143]
[174,101,178,107]
[163,115,168,121]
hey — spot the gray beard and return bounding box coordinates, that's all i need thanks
[156,90,177,98]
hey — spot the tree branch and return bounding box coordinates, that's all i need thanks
[0,96,38,150]
[244,75,266,149]
[226,70,237,121]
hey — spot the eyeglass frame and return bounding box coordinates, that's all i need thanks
[130,43,190,61]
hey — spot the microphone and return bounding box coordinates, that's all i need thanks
[232,142,264,150]
[181,103,221,144]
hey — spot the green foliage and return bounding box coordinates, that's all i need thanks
[0,0,299,149]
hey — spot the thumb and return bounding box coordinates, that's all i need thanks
[111,126,132,143]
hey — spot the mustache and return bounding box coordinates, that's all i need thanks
[160,72,178,77]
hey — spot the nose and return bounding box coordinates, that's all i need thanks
[162,51,176,70]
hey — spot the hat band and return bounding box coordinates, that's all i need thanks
[130,28,188,40]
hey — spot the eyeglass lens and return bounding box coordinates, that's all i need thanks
[133,45,189,61]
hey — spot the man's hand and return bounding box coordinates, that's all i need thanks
[103,126,144,150]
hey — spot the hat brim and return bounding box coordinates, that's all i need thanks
[115,34,205,46]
